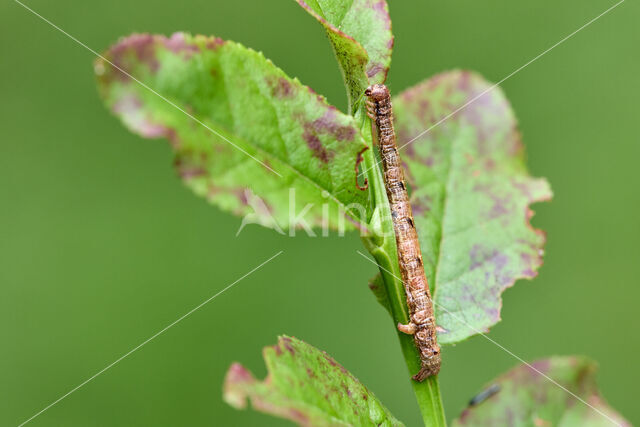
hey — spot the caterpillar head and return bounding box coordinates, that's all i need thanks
[365,84,390,102]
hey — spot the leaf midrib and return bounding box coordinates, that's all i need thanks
[432,132,457,302]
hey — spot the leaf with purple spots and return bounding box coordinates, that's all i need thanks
[454,356,629,426]
[224,336,403,426]
[96,33,373,234]
[390,70,553,344]
[296,0,393,112]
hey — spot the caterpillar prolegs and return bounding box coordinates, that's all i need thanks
[365,84,441,381]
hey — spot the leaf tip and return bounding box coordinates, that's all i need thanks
[223,362,256,410]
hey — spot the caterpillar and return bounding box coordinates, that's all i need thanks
[365,84,441,381]
[468,384,501,406]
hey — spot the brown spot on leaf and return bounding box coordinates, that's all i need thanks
[322,352,350,376]
[175,163,207,179]
[205,37,226,50]
[355,147,369,190]
[165,128,180,148]
[268,76,295,99]
[367,63,385,78]
[303,124,331,163]
[387,38,395,50]
[342,384,352,397]
[312,110,356,141]
[232,188,249,206]
[305,367,316,379]
[520,252,537,278]
[281,336,296,355]
[300,109,357,163]
[484,158,496,170]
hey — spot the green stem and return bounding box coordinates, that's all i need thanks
[356,108,446,426]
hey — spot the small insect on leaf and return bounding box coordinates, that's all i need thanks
[366,84,440,381]
[468,384,501,407]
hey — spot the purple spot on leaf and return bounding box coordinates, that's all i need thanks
[163,33,200,60]
[106,34,159,82]
[386,38,395,50]
[205,37,226,50]
[303,125,331,163]
[281,336,296,355]
[268,76,295,98]
[299,110,356,163]
[313,110,356,141]
[367,63,385,78]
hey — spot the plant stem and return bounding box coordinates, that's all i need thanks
[357,108,447,426]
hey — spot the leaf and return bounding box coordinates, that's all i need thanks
[296,0,393,111]
[224,336,404,427]
[95,33,372,233]
[368,272,391,315]
[392,70,552,344]
[453,356,630,426]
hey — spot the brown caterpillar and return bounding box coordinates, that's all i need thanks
[365,84,441,381]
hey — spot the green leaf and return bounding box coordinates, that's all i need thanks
[296,0,393,112]
[224,336,404,426]
[368,272,391,315]
[453,356,629,426]
[392,70,553,344]
[95,33,372,233]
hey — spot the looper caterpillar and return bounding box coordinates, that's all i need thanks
[365,84,441,381]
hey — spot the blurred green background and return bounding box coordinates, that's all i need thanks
[2,0,638,425]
